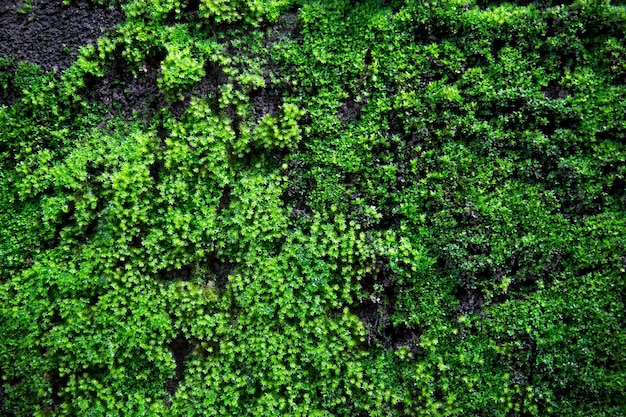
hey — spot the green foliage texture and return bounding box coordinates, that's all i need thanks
[1,0,626,415]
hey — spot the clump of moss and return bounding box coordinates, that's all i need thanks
[1,1,625,416]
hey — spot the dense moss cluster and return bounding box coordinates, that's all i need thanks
[1,0,625,415]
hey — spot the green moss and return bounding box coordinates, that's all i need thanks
[1,0,625,415]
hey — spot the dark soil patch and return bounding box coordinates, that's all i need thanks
[84,58,168,117]
[208,257,237,290]
[0,59,16,106]
[84,53,225,119]
[544,80,570,100]
[351,260,421,352]
[48,370,68,410]
[337,95,364,123]
[352,299,421,352]
[456,285,485,316]
[0,0,124,72]
[251,88,283,120]
[190,63,224,98]
[165,334,192,398]
[265,10,302,46]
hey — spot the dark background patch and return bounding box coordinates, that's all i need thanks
[0,0,123,72]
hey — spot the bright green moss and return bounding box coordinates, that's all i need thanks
[1,0,625,415]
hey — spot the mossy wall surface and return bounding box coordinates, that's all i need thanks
[1,0,625,415]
